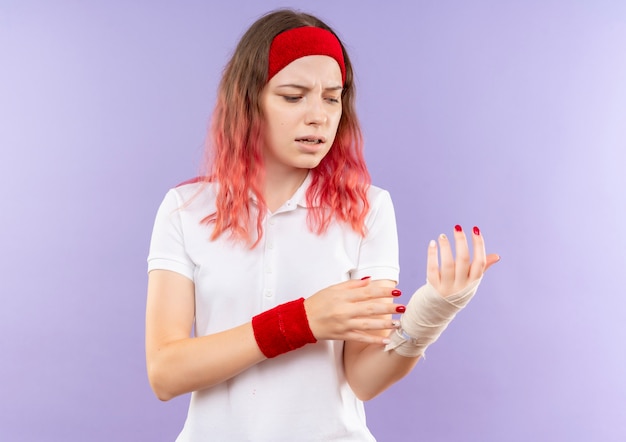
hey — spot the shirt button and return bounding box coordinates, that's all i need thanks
[265,290,272,298]
[269,219,276,226]
[266,267,272,274]
[267,242,274,250]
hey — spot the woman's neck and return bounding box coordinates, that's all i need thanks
[263,168,309,213]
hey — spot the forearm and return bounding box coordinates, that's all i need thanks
[340,278,415,400]
[147,322,265,401]
[343,340,419,401]
[343,278,483,400]
[147,272,319,401]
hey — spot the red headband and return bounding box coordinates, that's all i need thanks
[268,26,346,84]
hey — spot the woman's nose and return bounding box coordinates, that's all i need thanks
[304,98,327,125]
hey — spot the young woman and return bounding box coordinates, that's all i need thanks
[146,8,499,441]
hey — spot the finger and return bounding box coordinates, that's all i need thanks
[343,316,401,341]
[453,225,470,283]
[350,277,372,288]
[484,253,501,272]
[469,226,487,280]
[339,275,394,292]
[426,239,440,286]
[348,285,402,303]
[351,316,402,332]
[353,300,405,318]
[345,330,394,345]
[438,233,455,287]
[327,278,371,294]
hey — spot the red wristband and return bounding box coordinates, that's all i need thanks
[252,298,318,358]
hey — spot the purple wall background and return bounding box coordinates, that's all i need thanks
[1,1,625,441]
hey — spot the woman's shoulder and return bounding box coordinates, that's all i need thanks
[161,177,219,210]
[361,184,395,226]
[367,183,393,204]
[173,176,216,190]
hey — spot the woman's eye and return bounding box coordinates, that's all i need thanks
[325,97,340,104]
[283,96,301,103]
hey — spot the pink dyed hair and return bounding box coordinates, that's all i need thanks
[201,9,370,247]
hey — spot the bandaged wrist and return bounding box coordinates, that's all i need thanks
[252,298,317,358]
[384,278,481,358]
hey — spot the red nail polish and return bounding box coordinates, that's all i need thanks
[454,225,462,232]
[395,305,406,313]
[473,226,480,236]
[361,276,371,280]
[392,289,401,297]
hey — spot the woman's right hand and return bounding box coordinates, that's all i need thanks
[303,278,403,345]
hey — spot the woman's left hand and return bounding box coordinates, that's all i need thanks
[427,225,499,298]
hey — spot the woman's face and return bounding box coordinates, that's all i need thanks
[260,55,343,177]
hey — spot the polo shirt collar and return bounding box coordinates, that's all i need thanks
[291,172,313,208]
[249,171,313,209]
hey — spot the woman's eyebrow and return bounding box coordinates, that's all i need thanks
[276,84,343,92]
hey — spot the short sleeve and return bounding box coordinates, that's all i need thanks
[147,189,195,281]
[352,189,400,283]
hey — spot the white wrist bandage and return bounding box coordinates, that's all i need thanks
[384,278,482,358]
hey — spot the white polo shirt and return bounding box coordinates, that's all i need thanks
[147,174,400,441]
